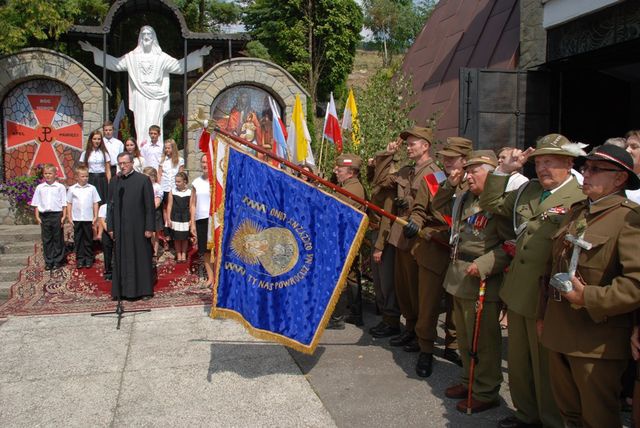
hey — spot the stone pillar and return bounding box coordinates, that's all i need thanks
[520,0,547,69]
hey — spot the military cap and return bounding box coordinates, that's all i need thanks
[579,144,640,190]
[529,133,587,158]
[438,137,473,157]
[335,153,362,169]
[464,150,498,168]
[400,126,433,144]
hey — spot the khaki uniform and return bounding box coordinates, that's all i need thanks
[541,193,640,427]
[479,174,584,427]
[368,152,401,326]
[379,154,440,333]
[409,176,457,352]
[437,182,513,402]
[334,175,366,319]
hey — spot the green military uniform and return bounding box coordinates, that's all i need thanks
[436,151,514,405]
[332,154,365,326]
[541,145,640,428]
[408,137,473,354]
[479,134,585,427]
[382,156,440,336]
[368,151,401,328]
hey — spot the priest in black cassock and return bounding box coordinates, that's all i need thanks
[107,152,156,299]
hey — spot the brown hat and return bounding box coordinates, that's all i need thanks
[335,153,362,169]
[464,150,498,168]
[528,133,587,158]
[400,126,433,143]
[438,137,473,157]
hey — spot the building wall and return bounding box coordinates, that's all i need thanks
[520,0,547,69]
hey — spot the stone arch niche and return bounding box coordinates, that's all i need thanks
[186,58,309,174]
[0,48,107,184]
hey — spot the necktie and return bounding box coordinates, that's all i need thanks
[540,190,552,202]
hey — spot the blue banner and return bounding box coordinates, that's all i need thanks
[211,147,368,354]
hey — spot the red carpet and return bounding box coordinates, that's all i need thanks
[0,244,212,317]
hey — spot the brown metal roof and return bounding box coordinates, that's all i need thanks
[402,0,519,142]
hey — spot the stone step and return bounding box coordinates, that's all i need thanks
[0,241,37,255]
[0,225,40,242]
[0,253,30,267]
[0,265,23,282]
[0,281,14,301]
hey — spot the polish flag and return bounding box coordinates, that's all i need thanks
[322,92,342,152]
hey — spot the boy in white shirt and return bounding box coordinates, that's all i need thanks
[140,125,163,170]
[67,165,101,269]
[31,164,67,270]
[103,120,124,177]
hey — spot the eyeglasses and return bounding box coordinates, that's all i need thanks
[579,165,623,175]
[117,161,132,166]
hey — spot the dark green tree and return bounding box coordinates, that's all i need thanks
[175,0,242,32]
[0,0,109,54]
[244,0,362,107]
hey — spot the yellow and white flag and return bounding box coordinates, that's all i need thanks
[341,88,361,146]
[286,94,314,165]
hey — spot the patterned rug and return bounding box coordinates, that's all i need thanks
[0,243,212,317]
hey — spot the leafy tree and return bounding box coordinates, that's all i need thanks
[244,0,362,108]
[175,0,242,32]
[363,0,437,65]
[0,0,108,54]
[244,40,271,60]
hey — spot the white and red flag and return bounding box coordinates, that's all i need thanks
[322,92,342,152]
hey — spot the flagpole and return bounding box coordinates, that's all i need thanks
[212,126,449,249]
[318,135,326,171]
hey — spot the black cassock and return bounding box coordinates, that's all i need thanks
[107,171,155,299]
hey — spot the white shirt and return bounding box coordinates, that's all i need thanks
[98,203,107,219]
[67,183,101,221]
[140,141,163,169]
[80,149,110,173]
[627,189,640,204]
[159,157,184,192]
[192,176,210,220]
[505,172,529,192]
[31,181,67,212]
[152,182,163,201]
[103,137,124,166]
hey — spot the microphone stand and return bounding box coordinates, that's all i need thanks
[92,175,150,329]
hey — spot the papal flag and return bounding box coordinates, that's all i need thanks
[286,94,315,165]
[341,88,360,146]
[210,146,368,354]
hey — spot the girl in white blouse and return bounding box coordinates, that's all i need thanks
[79,130,111,203]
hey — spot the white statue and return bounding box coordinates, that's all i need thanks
[80,26,211,143]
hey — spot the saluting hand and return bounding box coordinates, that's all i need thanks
[497,147,535,174]
[448,168,464,187]
[386,138,401,154]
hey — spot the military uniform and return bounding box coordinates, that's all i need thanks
[437,151,514,409]
[479,134,586,427]
[368,151,401,330]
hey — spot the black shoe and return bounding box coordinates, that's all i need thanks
[416,352,434,377]
[53,263,64,269]
[84,261,93,268]
[389,330,416,347]
[141,295,153,301]
[45,264,53,271]
[76,263,83,269]
[443,348,463,367]
[497,415,541,428]
[326,317,345,330]
[345,314,364,326]
[370,323,401,338]
[403,340,420,352]
[104,273,112,280]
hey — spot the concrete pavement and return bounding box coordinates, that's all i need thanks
[2,303,628,427]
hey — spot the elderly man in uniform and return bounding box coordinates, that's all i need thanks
[402,137,473,377]
[327,153,366,330]
[434,150,514,413]
[479,133,586,428]
[367,151,403,338]
[376,127,441,355]
[539,144,640,427]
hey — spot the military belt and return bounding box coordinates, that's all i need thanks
[456,253,477,263]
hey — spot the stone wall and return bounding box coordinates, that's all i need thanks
[186,58,309,175]
[520,0,547,69]
[0,48,107,138]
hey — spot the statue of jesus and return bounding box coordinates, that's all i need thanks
[80,26,211,143]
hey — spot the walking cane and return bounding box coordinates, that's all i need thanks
[466,277,487,414]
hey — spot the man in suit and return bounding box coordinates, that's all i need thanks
[479,134,586,428]
[435,150,514,413]
[540,144,640,427]
[402,137,473,377]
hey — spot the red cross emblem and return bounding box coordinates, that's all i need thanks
[5,94,83,178]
